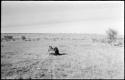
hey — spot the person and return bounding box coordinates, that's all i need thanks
[54,47,60,55]
[48,46,54,55]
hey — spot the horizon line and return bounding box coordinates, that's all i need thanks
[1,32,124,36]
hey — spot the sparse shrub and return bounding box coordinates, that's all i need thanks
[106,28,118,43]
[4,35,14,41]
[113,40,124,47]
[21,36,26,41]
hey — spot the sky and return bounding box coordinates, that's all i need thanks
[1,1,124,35]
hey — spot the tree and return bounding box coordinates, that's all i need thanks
[106,28,118,43]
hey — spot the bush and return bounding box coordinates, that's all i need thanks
[4,35,14,41]
[21,36,26,40]
[106,28,118,43]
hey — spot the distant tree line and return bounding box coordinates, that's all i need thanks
[1,35,15,41]
[1,35,41,42]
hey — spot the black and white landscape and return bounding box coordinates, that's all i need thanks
[1,1,124,79]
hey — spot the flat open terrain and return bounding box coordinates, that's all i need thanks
[1,33,124,79]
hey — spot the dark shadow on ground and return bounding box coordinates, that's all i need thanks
[50,53,67,56]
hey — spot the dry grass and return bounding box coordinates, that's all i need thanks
[1,33,124,79]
